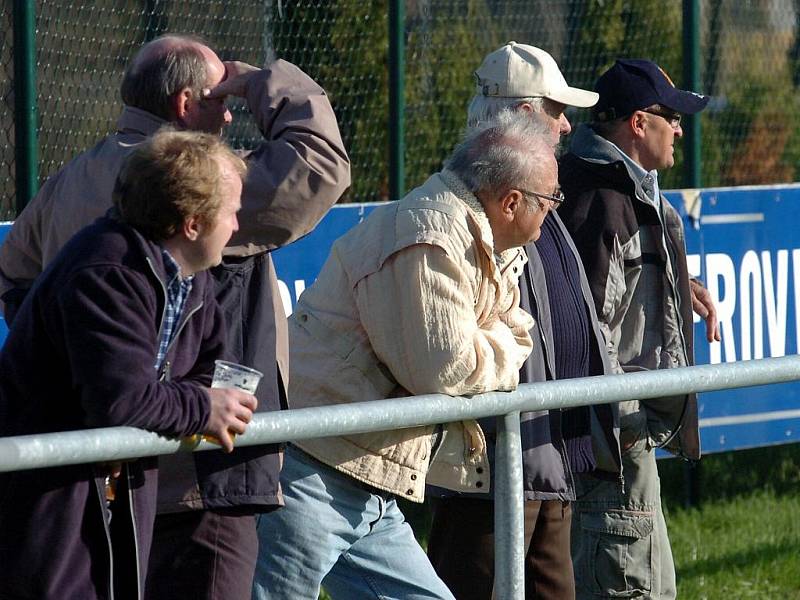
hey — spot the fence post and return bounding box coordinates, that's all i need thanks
[388,0,405,200]
[682,0,701,188]
[494,411,525,599]
[12,0,39,215]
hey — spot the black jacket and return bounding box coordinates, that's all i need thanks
[480,212,621,500]
[557,124,699,459]
[0,217,225,599]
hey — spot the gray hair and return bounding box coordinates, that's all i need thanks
[467,95,545,127]
[444,110,554,200]
[120,35,208,121]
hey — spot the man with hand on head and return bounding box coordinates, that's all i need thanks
[0,130,253,600]
[427,41,621,600]
[557,59,719,600]
[0,34,350,599]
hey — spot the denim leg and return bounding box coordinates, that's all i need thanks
[252,446,370,600]
[322,496,455,600]
[253,446,455,600]
[572,439,675,600]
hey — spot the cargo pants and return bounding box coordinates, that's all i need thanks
[571,438,676,599]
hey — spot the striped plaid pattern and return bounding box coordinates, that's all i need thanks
[154,249,194,371]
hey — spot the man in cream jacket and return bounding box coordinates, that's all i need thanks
[252,112,557,600]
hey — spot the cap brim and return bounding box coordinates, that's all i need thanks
[547,86,599,108]
[662,88,709,114]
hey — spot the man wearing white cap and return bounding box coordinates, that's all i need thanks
[427,42,622,600]
[467,41,598,141]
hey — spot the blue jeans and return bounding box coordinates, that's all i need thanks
[252,445,455,600]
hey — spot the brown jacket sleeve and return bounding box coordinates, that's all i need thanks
[228,59,351,254]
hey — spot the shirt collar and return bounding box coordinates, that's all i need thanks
[598,137,659,203]
[160,248,194,287]
[116,106,168,137]
[573,125,661,206]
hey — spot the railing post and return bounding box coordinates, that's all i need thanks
[388,0,405,200]
[494,411,525,599]
[12,0,39,215]
[682,0,702,188]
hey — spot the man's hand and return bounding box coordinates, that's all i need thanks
[690,278,721,343]
[205,61,260,99]
[204,387,258,453]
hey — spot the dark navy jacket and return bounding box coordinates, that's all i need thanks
[511,212,621,500]
[0,217,225,600]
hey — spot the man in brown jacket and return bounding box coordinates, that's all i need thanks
[0,34,350,600]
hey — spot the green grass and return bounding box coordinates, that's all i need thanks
[668,490,800,599]
[662,443,800,599]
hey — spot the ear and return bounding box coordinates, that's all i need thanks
[498,189,524,222]
[183,216,202,241]
[629,111,648,139]
[171,87,195,122]
[516,102,534,114]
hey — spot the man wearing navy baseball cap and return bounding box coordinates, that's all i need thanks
[557,59,720,600]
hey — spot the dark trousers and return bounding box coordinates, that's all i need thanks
[428,497,575,600]
[145,510,259,600]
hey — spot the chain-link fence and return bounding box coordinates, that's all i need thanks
[1,7,15,220]
[2,0,799,219]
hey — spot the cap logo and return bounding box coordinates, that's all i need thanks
[658,66,676,88]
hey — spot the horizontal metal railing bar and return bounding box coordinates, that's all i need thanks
[1,355,799,473]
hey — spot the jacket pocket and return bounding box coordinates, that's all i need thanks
[579,510,654,598]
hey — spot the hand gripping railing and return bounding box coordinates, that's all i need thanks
[2,355,800,598]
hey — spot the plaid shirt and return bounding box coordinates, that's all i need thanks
[154,249,194,371]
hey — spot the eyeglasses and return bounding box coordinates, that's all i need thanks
[518,188,565,211]
[641,107,682,130]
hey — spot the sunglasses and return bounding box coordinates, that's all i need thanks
[641,107,682,129]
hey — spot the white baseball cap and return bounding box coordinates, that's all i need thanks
[474,41,599,108]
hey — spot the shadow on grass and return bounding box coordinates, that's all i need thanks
[677,538,800,580]
[660,442,800,507]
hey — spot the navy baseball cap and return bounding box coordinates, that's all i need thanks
[593,59,709,121]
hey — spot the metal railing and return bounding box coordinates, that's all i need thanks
[2,355,800,598]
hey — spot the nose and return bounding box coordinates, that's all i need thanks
[232,213,239,232]
[559,114,572,136]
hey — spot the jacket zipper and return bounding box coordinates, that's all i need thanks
[656,202,690,367]
[146,257,170,359]
[145,256,204,372]
[525,258,575,496]
[95,472,115,600]
[126,465,142,600]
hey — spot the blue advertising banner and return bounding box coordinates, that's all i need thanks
[2,183,799,454]
[676,184,800,454]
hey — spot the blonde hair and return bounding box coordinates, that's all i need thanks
[113,128,247,240]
